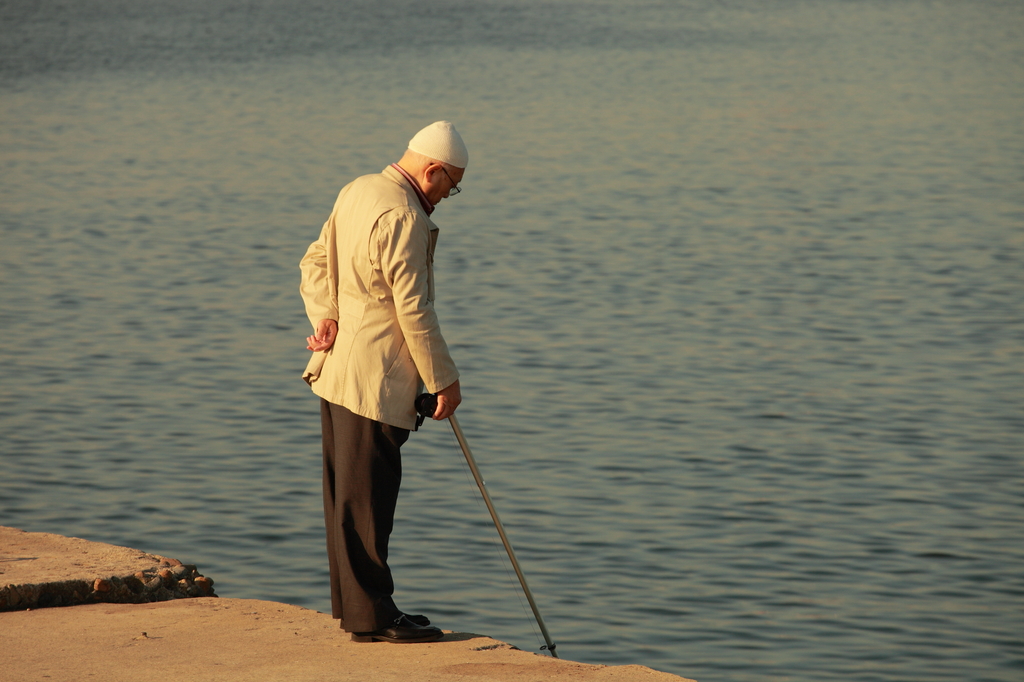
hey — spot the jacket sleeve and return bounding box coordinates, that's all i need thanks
[299,220,339,329]
[377,209,459,393]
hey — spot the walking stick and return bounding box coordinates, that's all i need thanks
[416,394,558,658]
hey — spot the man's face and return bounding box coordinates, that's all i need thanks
[424,163,465,206]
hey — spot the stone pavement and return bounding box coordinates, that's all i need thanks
[0,526,694,682]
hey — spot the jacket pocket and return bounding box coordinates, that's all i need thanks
[382,338,419,400]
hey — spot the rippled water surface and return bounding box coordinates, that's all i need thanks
[2,2,1022,681]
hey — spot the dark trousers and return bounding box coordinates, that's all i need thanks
[320,399,410,632]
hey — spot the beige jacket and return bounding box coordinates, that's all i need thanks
[299,166,460,430]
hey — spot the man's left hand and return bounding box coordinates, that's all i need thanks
[306,319,338,352]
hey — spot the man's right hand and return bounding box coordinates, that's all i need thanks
[306,319,338,352]
[433,379,462,420]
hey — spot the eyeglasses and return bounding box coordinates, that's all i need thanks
[440,166,462,197]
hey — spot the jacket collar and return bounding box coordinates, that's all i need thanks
[387,163,435,216]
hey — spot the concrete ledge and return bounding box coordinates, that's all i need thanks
[0,526,215,611]
[0,527,695,681]
[1,597,695,682]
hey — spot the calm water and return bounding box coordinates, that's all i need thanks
[2,2,1022,680]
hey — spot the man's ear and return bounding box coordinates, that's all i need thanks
[422,163,443,187]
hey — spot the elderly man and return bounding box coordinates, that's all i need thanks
[299,121,467,644]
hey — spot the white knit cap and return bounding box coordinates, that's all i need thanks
[407,121,469,169]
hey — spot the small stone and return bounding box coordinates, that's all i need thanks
[93,579,111,593]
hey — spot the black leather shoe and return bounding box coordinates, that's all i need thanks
[404,613,430,627]
[351,615,443,643]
